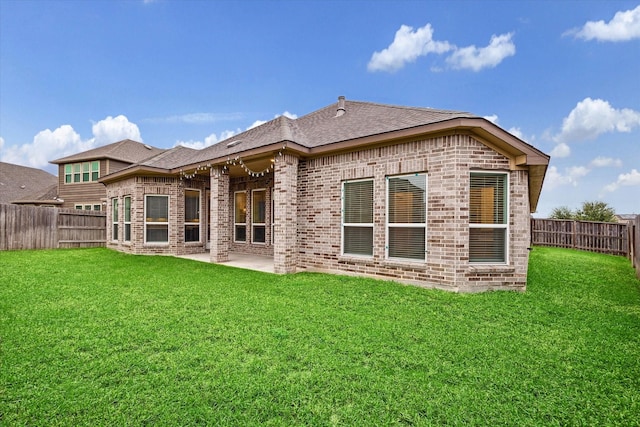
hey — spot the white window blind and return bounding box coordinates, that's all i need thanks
[342,180,374,256]
[386,174,426,261]
[145,195,169,243]
[469,172,508,263]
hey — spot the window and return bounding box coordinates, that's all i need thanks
[252,189,266,244]
[469,172,508,263]
[91,161,100,181]
[112,198,119,241]
[75,203,102,211]
[124,196,131,242]
[386,174,427,261]
[64,161,100,183]
[185,189,200,243]
[342,179,374,256]
[234,191,247,242]
[145,195,169,243]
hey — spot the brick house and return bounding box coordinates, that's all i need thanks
[101,97,549,292]
[49,139,164,210]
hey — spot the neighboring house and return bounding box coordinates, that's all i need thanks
[0,162,61,206]
[50,139,164,210]
[615,214,638,224]
[101,97,550,292]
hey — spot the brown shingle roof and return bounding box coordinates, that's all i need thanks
[187,99,475,165]
[0,162,59,204]
[50,139,164,164]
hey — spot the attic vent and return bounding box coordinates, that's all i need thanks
[335,96,346,117]
[226,140,243,148]
[143,144,152,150]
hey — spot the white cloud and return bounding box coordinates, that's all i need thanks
[483,114,499,124]
[0,136,4,151]
[554,97,640,143]
[603,169,640,192]
[177,130,240,150]
[567,5,640,42]
[367,24,453,72]
[445,33,516,71]
[550,142,571,158]
[507,127,523,139]
[590,156,623,168]
[0,115,142,169]
[175,111,298,149]
[544,165,590,190]
[91,115,142,146]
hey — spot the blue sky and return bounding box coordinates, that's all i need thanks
[1,0,638,216]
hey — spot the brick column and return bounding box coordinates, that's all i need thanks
[273,153,298,273]
[210,166,230,262]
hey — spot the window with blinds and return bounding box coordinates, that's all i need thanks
[386,174,427,261]
[469,172,508,263]
[342,179,374,256]
[145,195,169,243]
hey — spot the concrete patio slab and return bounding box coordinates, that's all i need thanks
[176,252,275,274]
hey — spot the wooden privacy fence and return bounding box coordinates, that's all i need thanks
[531,218,630,257]
[0,204,106,250]
[633,216,640,279]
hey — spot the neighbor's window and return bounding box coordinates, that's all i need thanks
[65,165,73,184]
[91,161,99,181]
[185,189,200,243]
[234,191,247,242]
[252,189,266,244]
[124,196,131,242]
[469,172,508,263]
[386,174,427,261]
[342,179,374,256]
[64,161,100,183]
[112,198,119,242]
[75,203,102,211]
[145,195,169,243]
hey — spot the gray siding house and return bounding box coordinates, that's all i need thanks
[101,97,549,292]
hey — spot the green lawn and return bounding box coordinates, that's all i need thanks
[1,247,639,426]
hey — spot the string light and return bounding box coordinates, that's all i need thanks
[180,144,287,179]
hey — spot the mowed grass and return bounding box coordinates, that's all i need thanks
[1,247,639,426]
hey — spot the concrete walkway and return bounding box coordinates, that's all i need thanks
[176,251,275,274]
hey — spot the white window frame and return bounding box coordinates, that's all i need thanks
[112,198,119,242]
[385,173,428,262]
[144,194,169,244]
[341,178,374,257]
[124,196,131,242]
[75,203,101,211]
[469,171,509,264]
[234,191,247,243]
[252,188,267,244]
[65,161,100,184]
[184,189,201,243]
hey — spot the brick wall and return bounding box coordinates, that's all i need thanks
[106,175,208,256]
[297,133,531,292]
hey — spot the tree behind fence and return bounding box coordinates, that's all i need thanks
[531,218,630,257]
[0,204,106,250]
